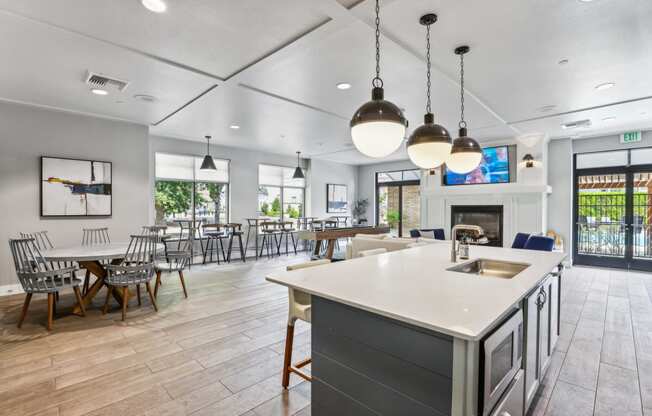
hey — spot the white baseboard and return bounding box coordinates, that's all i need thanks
[0,284,23,297]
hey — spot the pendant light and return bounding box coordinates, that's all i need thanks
[292,151,305,179]
[406,13,452,169]
[447,46,483,174]
[350,0,407,158]
[200,135,217,170]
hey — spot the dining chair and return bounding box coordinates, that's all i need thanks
[177,219,203,263]
[9,238,84,330]
[154,231,192,299]
[512,232,531,249]
[523,235,555,252]
[103,234,158,321]
[282,259,331,388]
[80,227,111,295]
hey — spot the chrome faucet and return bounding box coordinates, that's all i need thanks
[451,224,485,262]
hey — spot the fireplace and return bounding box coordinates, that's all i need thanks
[451,205,504,247]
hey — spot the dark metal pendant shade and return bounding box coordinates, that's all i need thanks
[447,127,483,174]
[292,166,305,179]
[350,87,408,128]
[407,113,451,146]
[406,113,452,169]
[200,154,217,170]
[200,135,217,170]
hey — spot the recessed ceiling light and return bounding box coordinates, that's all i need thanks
[558,59,569,65]
[336,82,352,90]
[595,82,615,91]
[133,94,157,102]
[602,116,616,122]
[141,0,167,13]
[91,88,108,96]
[229,125,240,130]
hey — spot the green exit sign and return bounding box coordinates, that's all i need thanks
[620,131,642,143]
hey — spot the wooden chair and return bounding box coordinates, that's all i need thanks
[154,232,192,299]
[103,235,157,321]
[81,227,111,295]
[9,238,84,330]
[282,259,331,388]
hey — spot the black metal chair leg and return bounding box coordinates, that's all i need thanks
[291,233,297,254]
[238,234,246,262]
[227,235,234,263]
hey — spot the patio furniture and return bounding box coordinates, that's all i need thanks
[103,235,158,320]
[9,238,84,330]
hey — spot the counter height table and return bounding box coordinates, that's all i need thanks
[43,243,163,314]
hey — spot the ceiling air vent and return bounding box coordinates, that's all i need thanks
[561,119,592,130]
[85,71,130,92]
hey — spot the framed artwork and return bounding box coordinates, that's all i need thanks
[327,183,348,213]
[40,156,112,217]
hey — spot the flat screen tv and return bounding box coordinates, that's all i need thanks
[443,145,512,185]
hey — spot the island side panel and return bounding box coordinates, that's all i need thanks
[312,296,454,416]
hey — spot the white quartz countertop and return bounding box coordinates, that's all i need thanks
[266,242,566,341]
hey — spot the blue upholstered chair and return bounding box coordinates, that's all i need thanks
[431,229,445,240]
[412,228,445,240]
[409,229,421,238]
[511,233,531,249]
[523,235,555,252]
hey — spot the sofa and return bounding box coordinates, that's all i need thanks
[345,234,444,259]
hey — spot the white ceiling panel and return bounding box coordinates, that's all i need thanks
[0,11,215,124]
[0,0,329,78]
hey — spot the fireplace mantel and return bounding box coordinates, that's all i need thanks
[422,183,552,197]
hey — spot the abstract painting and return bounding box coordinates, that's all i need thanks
[327,183,348,213]
[41,156,112,217]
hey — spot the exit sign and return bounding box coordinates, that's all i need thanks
[620,131,642,143]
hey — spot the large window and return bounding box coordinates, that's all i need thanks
[155,153,229,232]
[258,164,305,220]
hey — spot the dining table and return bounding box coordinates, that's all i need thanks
[43,243,163,315]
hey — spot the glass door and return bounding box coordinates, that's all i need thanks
[401,185,421,238]
[375,170,421,237]
[377,185,400,236]
[574,166,652,271]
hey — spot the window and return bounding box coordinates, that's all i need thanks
[375,169,421,237]
[155,153,230,232]
[258,164,305,220]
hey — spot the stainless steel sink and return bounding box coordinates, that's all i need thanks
[446,258,530,279]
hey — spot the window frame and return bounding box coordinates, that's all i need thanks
[258,164,306,221]
[154,152,231,224]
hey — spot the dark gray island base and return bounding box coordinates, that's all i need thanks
[311,296,455,416]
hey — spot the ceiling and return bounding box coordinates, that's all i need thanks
[0,0,650,165]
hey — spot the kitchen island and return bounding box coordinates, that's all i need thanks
[266,241,566,416]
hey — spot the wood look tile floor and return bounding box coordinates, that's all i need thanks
[0,254,313,416]
[2,258,651,416]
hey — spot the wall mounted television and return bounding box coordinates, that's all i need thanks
[443,145,516,186]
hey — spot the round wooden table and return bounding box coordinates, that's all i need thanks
[43,243,162,314]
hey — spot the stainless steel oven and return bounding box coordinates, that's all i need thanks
[480,309,523,416]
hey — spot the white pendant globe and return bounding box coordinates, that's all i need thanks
[351,121,406,158]
[446,151,483,174]
[407,142,452,169]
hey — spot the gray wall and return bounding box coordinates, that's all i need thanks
[0,101,150,287]
[357,160,418,224]
[547,138,573,255]
[150,136,358,226]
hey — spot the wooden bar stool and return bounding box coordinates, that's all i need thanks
[278,221,298,255]
[259,221,281,258]
[225,223,246,262]
[282,259,331,388]
[202,223,227,264]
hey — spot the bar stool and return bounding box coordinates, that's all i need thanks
[282,259,331,388]
[259,221,281,258]
[225,223,246,262]
[244,219,261,260]
[202,223,227,264]
[278,221,298,255]
[177,219,204,264]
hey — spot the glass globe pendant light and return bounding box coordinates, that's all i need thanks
[447,46,483,174]
[406,14,452,169]
[350,0,407,158]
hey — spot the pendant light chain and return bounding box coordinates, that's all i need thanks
[425,23,432,114]
[372,0,383,88]
[459,53,466,129]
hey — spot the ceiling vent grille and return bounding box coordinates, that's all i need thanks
[85,71,129,92]
[561,119,592,130]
